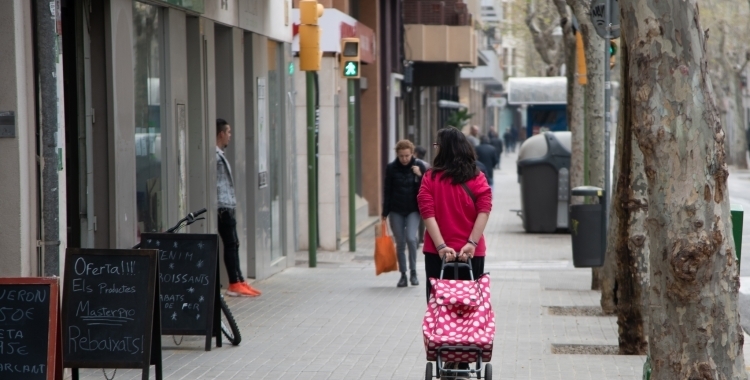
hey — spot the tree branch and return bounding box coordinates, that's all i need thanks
[525,0,565,72]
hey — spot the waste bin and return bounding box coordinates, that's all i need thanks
[516,131,572,233]
[570,186,606,268]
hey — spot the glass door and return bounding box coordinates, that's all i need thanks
[133,2,164,241]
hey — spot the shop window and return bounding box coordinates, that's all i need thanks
[268,40,285,262]
[133,2,163,240]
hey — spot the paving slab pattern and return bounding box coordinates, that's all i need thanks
[66,152,652,379]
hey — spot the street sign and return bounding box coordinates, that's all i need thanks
[486,97,507,108]
[344,61,359,77]
[590,0,620,39]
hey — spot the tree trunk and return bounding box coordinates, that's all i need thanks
[569,0,605,290]
[728,73,748,168]
[612,39,649,355]
[734,72,748,168]
[717,24,748,169]
[621,0,746,378]
[600,42,623,313]
[562,5,585,207]
[600,86,621,315]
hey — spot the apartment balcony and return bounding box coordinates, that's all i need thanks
[404,24,476,65]
[403,0,477,70]
[403,1,477,86]
[461,49,503,87]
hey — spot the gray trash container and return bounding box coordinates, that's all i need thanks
[570,186,606,268]
[516,131,571,233]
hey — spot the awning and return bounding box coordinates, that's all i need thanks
[460,49,503,86]
[438,100,468,109]
[507,77,567,105]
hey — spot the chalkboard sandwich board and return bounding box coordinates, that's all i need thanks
[140,233,221,351]
[62,248,162,380]
[0,277,60,380]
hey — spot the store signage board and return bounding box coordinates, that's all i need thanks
[140,233,222,350]
[0,277,61,380]
[62,249,162,380]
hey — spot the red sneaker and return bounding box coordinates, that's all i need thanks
[226,282,257,297]
[242,282,262,296]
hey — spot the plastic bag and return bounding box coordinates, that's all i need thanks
[374,220,398,275]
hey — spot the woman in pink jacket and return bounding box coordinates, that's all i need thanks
[417,127,493,302]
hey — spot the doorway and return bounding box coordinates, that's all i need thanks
[62,0,110,250]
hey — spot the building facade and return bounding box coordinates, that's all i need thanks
[291,2,378,251]
[1,0,501,280]
[0,0,298,281]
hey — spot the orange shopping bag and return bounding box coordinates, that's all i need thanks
[374,220,398,275]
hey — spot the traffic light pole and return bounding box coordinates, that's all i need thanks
[348,79,356,252]
[603,0,612,226]
[307,71,317,267]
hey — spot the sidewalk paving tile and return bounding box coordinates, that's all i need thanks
[65,152,647,379]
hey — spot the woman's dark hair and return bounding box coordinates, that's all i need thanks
[431,127,478,184]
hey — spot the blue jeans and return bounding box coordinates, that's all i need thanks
[389,212,421,273]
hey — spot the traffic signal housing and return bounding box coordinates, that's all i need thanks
[299,0,325,71]
[609,40,618,69]
[340,38,360,79]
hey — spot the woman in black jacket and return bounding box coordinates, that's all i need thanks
[383,140,428,287]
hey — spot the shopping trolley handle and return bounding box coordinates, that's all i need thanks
[439,257,474,280]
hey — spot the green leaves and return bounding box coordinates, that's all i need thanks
[446,109,475,128]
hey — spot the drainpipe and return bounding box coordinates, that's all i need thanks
[34,0,61,276]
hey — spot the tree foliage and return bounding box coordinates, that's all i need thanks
[446,109,475,129]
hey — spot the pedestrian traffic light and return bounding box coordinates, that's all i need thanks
[340,38,360,79]
[609,40,618,69]
[299,0,325,71]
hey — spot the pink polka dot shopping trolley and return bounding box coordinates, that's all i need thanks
[423,259,495,380]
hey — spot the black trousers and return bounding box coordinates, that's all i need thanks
[218,208,243,284]
[423,253,485,303]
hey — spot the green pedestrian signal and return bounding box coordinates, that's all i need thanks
[344,61,359,77]
[340,38,361,78]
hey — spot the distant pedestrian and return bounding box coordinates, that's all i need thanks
[510,127,519,152]
[475,136,498,188]
[487,127,503,168]
[418,127,492,303]
[467,125,481,147]
[503,129,512,154]
[383,140,428,288]
[414,145,431,170]
[475,160,491,186]
[216,118,261,297]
